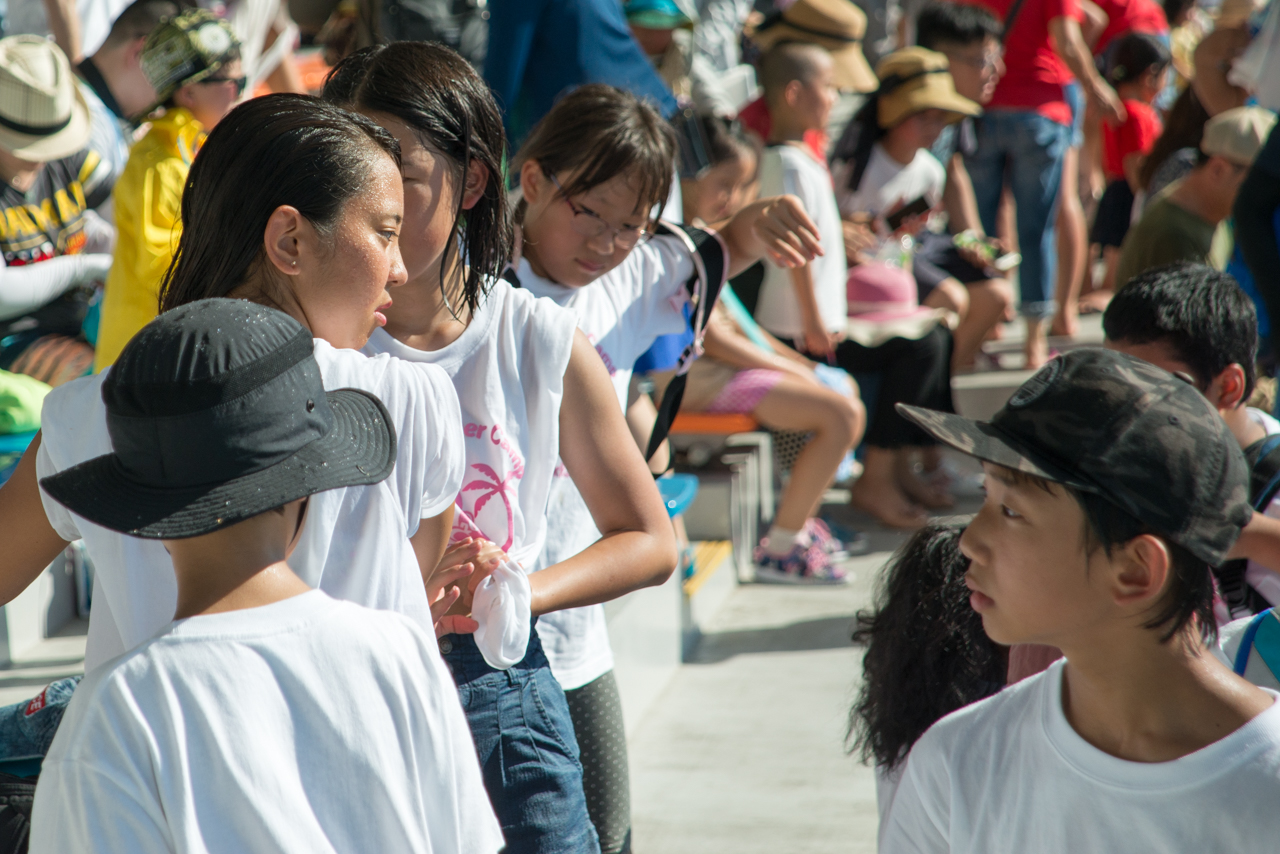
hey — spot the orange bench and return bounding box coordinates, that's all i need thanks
[670,413,759,435]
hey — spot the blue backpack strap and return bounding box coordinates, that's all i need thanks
[1247,433,1280,512]
[1234,608,1280,677]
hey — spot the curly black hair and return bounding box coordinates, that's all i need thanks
[848,523,1006,771]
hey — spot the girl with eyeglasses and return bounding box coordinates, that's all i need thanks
[94,9,245,371]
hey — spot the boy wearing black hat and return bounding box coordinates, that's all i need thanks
[881,349,1280,852]
[28,301,502,853]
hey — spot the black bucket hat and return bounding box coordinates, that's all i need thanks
[40,299,397,539]
[897,348,1251,566]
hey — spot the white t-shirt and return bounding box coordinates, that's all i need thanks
[6,0,131,58]
[31,591,503,854]
[754,143,848,337]
[511,240,695,688]
[882,658,1280,853]
[37,341,464,673]
[362,278,579,569]
[833,143,946,220]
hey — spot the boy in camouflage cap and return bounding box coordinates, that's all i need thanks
[141,8,242,111]
[879,348,1280,852]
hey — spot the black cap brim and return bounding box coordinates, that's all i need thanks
[896,403,1099,493]
[40,389,396,539]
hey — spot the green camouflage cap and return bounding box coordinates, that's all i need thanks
[899,348,1251,565]
[141,9,241,105]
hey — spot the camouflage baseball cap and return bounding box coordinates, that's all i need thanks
[898,348,1251,565]
[141,8,241,106]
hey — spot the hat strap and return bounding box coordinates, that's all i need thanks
[756,11,860,44]
[0,111,71,137]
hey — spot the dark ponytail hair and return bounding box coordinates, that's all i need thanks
[323,41,511,317]
[159,94,401,313]
[848,523,1006,770]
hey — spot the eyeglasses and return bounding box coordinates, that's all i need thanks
[200,75,247,96]
[948,49,1003,72]
[546,172,651,250]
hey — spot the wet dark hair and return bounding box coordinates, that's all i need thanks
[1103,262,1258,400]
[513,83,675,224]
[1105,31,1171,86]
[1139,86,1209,190]
[849,523,1006,770]
[159,94,401,313]
[323,41,511,316]
[915,1,1001,50]
[999,467,1218,644]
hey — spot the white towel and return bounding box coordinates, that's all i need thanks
[470,560,532,670]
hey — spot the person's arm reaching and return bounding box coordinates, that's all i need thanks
[943,152,984,235]
[0,255,113,322]
[523,331,677,615]
[1078,0,1108,48]
[1192,26,1251,116]
[40,0,82,61]
[789,263,836,359]
[1049,15,1125,124]
[717,195,823,278]
[0,435,72,606]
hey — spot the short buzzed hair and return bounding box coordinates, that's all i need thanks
[916,2,1000,50]
[759,42,831,100]
[99,0,181,51]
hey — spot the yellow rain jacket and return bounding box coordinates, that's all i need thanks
[94,109,206,371]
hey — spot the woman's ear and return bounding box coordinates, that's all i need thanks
[520,159,544,205]
[262,205,306,277]
[460,158,490,211]
[1110,533,1172,611]
[172,84,194,111]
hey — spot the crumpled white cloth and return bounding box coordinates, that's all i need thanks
[471,560,532,670]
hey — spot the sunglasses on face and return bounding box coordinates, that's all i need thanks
[199,75,247,96]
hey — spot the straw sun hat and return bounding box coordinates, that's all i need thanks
[875,47,980,129]
[0,36,92,162]
[749,0,878,93]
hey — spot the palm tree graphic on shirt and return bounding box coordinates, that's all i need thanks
[459,462,517,552]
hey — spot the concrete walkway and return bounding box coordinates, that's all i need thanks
[629,529,907,853]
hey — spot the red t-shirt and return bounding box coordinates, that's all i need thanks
[971,0,1083,126]
[1102,99,1162,179]
[1093,0,1170,55]
[738,97,829,161]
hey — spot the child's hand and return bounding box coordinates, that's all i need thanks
[802,314,838,361]
[428,537,489,637]
[754,195,824,268]
[842,219,876,264]
[458,539,515,613]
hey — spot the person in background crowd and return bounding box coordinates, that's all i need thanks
[692,0,755,77]
[483,0,678,148]
[739,0,879,158]
[962,0,1125,370]
[1091,0,1170,56]
[625,0,733,116]
[680,114,758,226]
[75,0,179,203]
[29,299,502,854]
[883,349,1280,852]
[5,0,134,62]
[913,2,1015,370]
[94,9,244,371]
[1116,106,1275,288]
[753,43,955,530]
[0,36,114,388]
[848,522,1006,848]
[1235,122,1280,363]
[1132,85,1209,216]
[1086,31,1168,300]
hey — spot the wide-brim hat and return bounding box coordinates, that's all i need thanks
[40,300,396,540]
[845,262,950,344]
[0,36,92,161]
[750,0,878,93]
[876,47,980,129]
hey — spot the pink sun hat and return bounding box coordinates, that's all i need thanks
[844,262,952,346]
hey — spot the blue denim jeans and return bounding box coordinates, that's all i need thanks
[964,109,1073,319]
[441,624,600,854]
[0,677,80,776]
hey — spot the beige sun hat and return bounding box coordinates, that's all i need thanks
[1200,106,1279,167]
[0,36,92,162]
[875,47,981,129]
[749,0,878,93]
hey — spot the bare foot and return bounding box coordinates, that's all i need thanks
[1078,288,1113,314]
[1024,335,1050,371]
[1050,306,1078,338]
[850,478,928,529]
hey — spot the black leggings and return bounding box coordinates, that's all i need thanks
[563,671,631,854]
[797,325,955,448]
